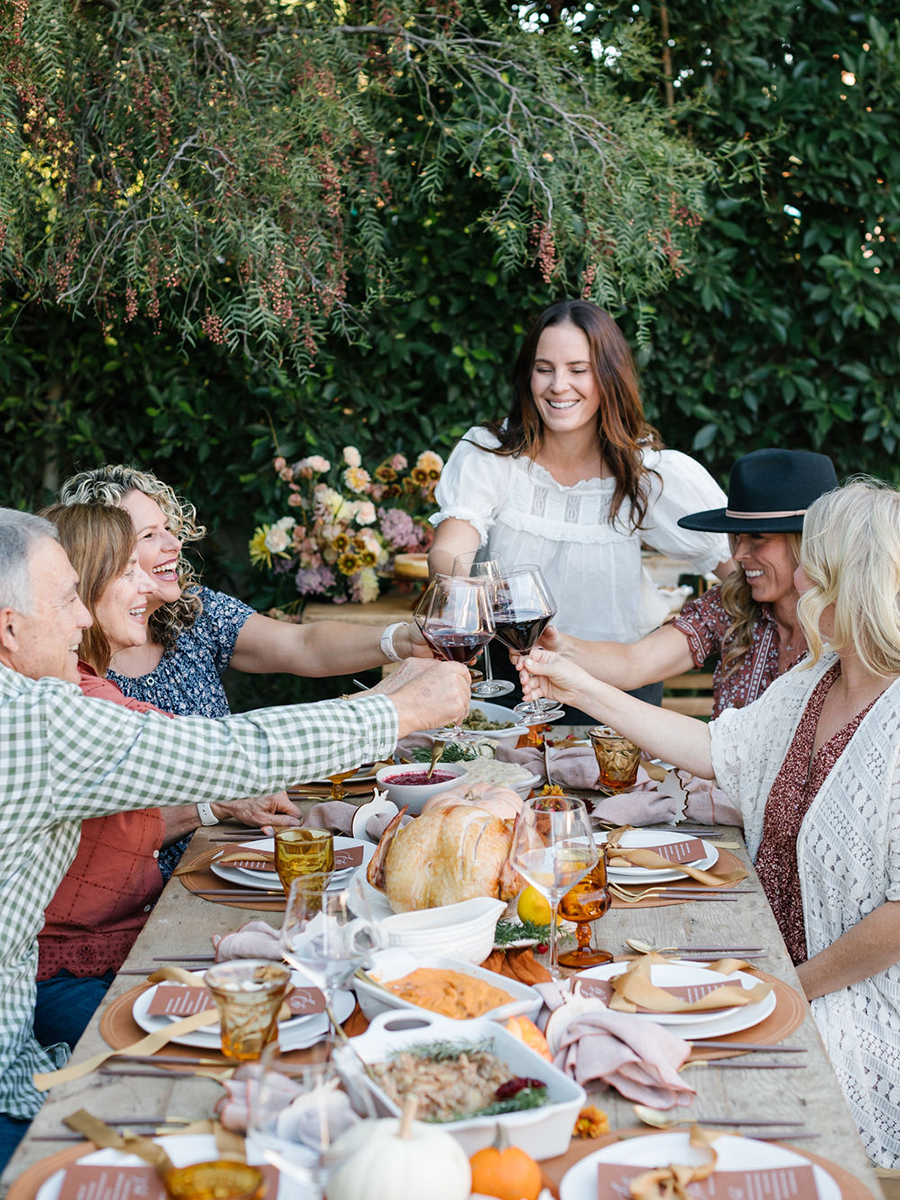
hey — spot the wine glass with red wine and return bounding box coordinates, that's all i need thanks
[491,564,565,723]
[416,574,495,737]
[451,554,515,699]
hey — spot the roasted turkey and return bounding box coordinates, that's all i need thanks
[366,786,524,912]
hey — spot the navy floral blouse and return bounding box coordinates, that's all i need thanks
[108,587,255,877]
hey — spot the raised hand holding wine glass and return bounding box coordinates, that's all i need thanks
[491,564,565,722]
[509,794,598,978]
[450,553,515,698]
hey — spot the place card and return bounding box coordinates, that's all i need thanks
[609,837,706,865]
[147,985,211,1017]
[57,1162,279,1200]
[576,978,735,1010]
[230,845,364,873]
[285,986,326,1016]
[148,983,325,1018]
[596,1161,820,1199]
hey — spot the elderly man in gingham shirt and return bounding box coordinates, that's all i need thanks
[0,508,468,1170]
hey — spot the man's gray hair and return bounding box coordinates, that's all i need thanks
[0,509,59,614]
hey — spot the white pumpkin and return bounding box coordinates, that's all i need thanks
[325,1097,471,1200]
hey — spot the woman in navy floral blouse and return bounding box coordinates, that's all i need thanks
[59,465,428,875]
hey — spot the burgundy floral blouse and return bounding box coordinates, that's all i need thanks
[755,661,878,964]
[671,585,804,717]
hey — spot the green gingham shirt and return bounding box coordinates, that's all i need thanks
[0,663,398,1119]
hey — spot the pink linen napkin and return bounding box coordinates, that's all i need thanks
[299,800,403,840]
[535,982,696,1109]
[212,919,281,962]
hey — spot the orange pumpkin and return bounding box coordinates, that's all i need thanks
[469,1125,542,1200]
[505,1015,552,1063]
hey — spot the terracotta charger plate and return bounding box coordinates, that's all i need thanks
[176,846,286,911]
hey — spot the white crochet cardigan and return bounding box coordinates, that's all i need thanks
[711,651,900,1168]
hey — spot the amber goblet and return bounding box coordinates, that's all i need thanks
[557,847,613,968]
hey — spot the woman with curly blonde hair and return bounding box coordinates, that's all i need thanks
[59,464,431,870]
[518,477,900,1168]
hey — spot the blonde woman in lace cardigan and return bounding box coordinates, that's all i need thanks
[517,477,900,1168]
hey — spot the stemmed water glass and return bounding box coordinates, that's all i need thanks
[279,873,384,1038]
[509,794,598,978]
[491,564,565,723]
[451,554,515,698]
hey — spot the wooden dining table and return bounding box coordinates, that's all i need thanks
[0,796,887,1197]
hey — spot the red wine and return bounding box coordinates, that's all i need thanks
[493,612,552,652]
[427,629,492,664]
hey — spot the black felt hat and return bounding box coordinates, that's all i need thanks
[678,449,839,533]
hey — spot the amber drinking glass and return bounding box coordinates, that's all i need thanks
[274,828,334,896]
[558,848,613,968]
[589,725,642,794]
[203,960,292,1062]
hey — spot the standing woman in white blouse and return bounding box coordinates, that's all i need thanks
[429,300,733,702]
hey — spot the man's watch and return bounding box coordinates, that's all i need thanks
[196,802,220,826]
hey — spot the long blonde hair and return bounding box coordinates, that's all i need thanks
[798,478,900,676]
[718,532,803,676]
[59,465,205,652]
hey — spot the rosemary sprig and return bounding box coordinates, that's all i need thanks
[493,918,552,946]
[408,743,479,764]
[396,1038,495,1063]
[467,1087,548,1118]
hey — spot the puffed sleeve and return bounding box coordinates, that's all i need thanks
[640,449,731,572]
[430,426,511,545]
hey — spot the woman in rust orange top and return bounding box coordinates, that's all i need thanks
[33,505,301,1052]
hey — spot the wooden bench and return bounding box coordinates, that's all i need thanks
[661,671,715,717]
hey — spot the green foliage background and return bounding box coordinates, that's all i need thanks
[1,1,898,706]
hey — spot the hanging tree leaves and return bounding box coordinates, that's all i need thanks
[1,0,725,368]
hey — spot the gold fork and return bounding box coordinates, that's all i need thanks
[609,881,733,903]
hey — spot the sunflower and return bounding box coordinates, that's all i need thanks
[336,552,361,575]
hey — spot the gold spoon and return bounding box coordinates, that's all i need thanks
[425,739,446,780]
[328,767,360,801]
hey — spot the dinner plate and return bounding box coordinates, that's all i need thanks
[574,962,742,1027]
[573,960,777,1038]
[599,829,719,883]
[559,1132,840,1200]
[210,838,374,892]
[131,971,354,1050]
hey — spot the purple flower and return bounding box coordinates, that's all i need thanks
[378,507,424,552]
[295,565,337,595]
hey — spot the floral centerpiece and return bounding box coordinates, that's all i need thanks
[249,446,442,605]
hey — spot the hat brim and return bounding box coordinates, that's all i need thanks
[678,508,806,533]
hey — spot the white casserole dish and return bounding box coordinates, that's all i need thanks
[354,948,541,1023]
[343,1009,584,1159]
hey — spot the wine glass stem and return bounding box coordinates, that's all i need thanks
[548,899,561,979]
[483,641,495,684]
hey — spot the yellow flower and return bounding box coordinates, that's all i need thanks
[332,532,351,553]
[416,450,443,474]
[410,467,429,487]
[375,463,397,483]
[359,549,377,568]
[337,552,361,575]
[249,526,273,567]
[573,1105,609,1139]
[343,465,372,493]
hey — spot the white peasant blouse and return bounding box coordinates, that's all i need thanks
[431,427,730,643]
[711,653,900,1168]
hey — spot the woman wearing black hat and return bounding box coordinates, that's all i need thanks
[538,448,839,717]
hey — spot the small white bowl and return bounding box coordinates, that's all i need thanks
[379,895,507,963]
[375,763,468,814]
[355,948,542,1024]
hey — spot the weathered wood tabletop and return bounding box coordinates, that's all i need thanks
[1,812,886,1195]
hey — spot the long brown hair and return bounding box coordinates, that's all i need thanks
[484,300,662,529]
[718,532,803,676]
[41,503,136,674]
